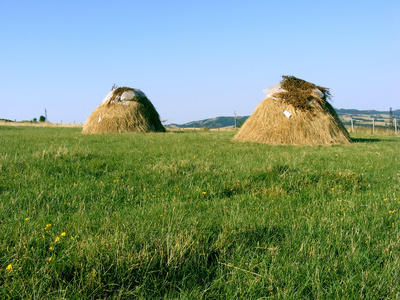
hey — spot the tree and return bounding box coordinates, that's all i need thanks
[32,117,37,122]
[39,115,46,122]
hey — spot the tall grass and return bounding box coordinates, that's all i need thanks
[0,126,399,299]
[345,125,398,136]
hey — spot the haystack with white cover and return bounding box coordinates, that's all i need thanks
[233,76,351,145]
[82,87,165,134]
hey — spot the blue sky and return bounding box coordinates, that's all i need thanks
[1,0,399,124]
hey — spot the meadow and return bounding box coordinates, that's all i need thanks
[0,126,399,299]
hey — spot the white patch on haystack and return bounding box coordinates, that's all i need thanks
[102,91,114,104]
[98,116,102,123]
[283,110,291,118]
[120,90,135,101]
[263,83,286,99]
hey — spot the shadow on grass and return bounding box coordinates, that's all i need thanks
[166,130,186,134]
[351,138,383,143]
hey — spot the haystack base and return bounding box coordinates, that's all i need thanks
[233,98,351,145]
[82,101,165,134]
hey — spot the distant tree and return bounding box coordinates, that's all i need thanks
[39,115,46,122]
[32,117,37,122]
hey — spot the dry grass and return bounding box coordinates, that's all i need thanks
[346,126,399,135]
[82,88,165,134]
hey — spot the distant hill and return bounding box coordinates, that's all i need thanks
[167,109,399,129]
[169,116,249,129]
[336,108,400,116]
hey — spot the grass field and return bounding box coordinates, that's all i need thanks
[0,126,399,299]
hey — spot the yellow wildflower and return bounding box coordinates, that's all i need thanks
[25,218,30,221]
[55,237,60,243]
[6,264,12,271]
[60,232,66,237]
[49,246,54,251]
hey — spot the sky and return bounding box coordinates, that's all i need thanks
[1,0,399,124]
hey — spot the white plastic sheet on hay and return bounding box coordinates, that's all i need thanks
[263,83,286,99]
[102,91,114,104]
[120,90,135,101]
[264,85,325,100]
[312,88,324,98]
[101,89,148,105]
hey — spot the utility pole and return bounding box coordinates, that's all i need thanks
[234,111,237,129]
[389,107,394,129]
[372,117,375,134]
[45,109,47,122]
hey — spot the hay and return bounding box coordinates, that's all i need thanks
[234,76,351,145]
[275,75,331,112]
[82,87,166,134]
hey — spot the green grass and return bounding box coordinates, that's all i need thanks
[1,126,399,299]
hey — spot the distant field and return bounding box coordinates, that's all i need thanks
[0,126,399,299]
[0,120,83,128]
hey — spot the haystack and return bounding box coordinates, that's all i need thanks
[82,87,166,134]
[233,76,351,145]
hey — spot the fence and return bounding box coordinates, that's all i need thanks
[347,117,398,135]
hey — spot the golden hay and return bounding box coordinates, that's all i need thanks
[82,87,165,134]
[234,77,351,145]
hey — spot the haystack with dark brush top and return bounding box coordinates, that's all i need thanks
[82,87,166,134]
[233,76,351,145]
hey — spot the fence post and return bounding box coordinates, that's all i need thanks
[395,118,398,135]
[351,117,354,133]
